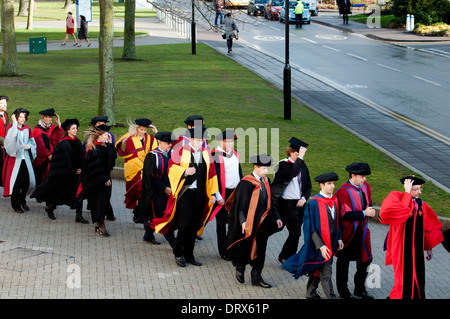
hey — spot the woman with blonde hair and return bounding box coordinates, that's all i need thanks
[82,124,117,236]
[115,118,157,209]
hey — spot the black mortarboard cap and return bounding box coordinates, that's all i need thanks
[289,137,308,151]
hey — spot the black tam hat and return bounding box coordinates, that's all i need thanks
[61,118,80,131]
[216,129,237,141]
[90,116,109,125]
[314,172,339,183]
[250,154,273,167]
[184,115,204,126]
[39,108,56,116]
[155,131,176,143]
[134,118,152,127]
[400,175,426,185]
[345,162,371,175]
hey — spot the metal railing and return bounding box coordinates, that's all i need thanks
[155,7,196,42]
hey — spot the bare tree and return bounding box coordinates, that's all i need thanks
[98,0,116,124]
[1,0,19,76]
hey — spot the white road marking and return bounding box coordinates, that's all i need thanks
[411,75,441,87]
[376,63,401,72]
[347,53,368,61]
[302,37,317,44]
[322,45,340,52]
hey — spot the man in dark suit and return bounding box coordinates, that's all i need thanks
[271,137,312,264]
[341,0,352,24]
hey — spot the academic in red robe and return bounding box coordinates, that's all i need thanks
[379,191,443,299]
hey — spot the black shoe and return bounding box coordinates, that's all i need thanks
[22,204,30,211]
[46,208,56,220]
[186,258,202,266]
[76,212,89,224]
[94,226,110,237]
[339,293,357,299]
[354,291,374,299]
[235,269,245,284]
[221,254,231,261]
[144,238,161,245]
[13,207,24,213]
[175,256,186,267]
[252,279,272,288]
[196,235,203,240]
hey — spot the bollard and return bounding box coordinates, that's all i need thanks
[406,14,411,31]
[410,14,414,30]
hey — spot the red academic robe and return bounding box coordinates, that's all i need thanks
[335,181,372,262]
[151,144,218,236]
[32,124,64,182]
[379,191,443,299]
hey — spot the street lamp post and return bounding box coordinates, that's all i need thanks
[192,0,196,54]
[283,0,291,120]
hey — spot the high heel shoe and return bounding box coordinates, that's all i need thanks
[95,226,110,237]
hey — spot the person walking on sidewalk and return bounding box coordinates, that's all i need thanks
[62,12,78,46]
[77,15,91,47]
[223,12,239,54]
[82,124,117,237]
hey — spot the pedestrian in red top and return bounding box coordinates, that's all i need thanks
[61,12,78,46]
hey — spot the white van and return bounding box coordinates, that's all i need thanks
[303,0,318,16]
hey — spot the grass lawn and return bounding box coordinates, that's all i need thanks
[349,13,403,28]
[1,43,448,217]
[14,1,156,22]
[12,28,148,43]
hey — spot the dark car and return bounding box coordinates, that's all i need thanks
[264,0,284,20]
[247,0,270,16]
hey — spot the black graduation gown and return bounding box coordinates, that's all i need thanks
[81,143,117,222]
[31,137,84,208]
[227,177,281,268]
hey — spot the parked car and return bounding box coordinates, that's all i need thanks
[264,0,284,20]
[279,1,311,24]
[224,0,250,8]
[303,0,318,16]
[247,0,270,16]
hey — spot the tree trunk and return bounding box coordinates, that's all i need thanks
[27,0,35,30]
[1,0,20,76]
[62,0,72,10]
[98,0,115,124]
[122,0,136,60]
[17,0,29,17]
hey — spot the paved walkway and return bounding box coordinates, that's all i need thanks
[0,16,448,303]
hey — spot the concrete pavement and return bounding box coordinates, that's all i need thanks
[0,16,448,303]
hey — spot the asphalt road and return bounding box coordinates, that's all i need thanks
[221,11,450,140]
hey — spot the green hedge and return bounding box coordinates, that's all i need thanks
[391,0,450,25]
